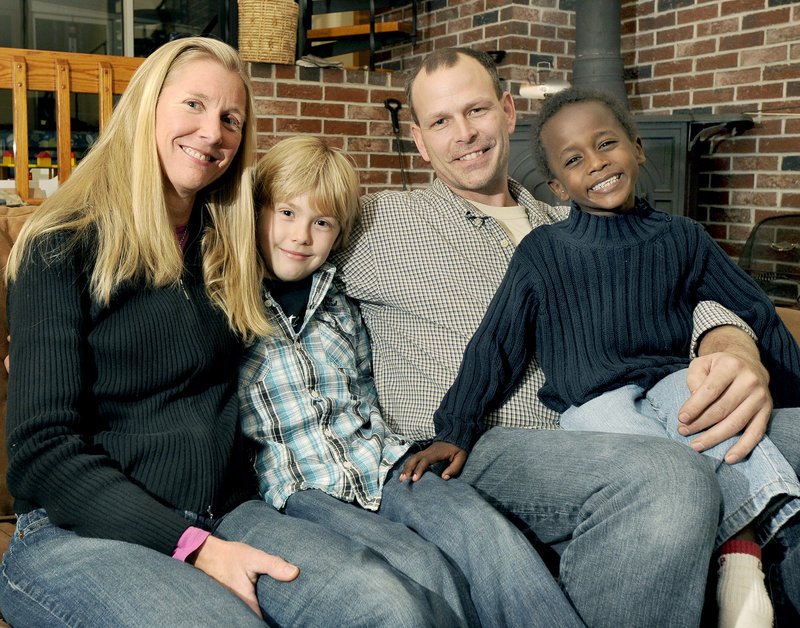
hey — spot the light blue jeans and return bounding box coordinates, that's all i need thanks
[0,500,470,626]
[284,454,584,628]
[560,368,800,548]
[458,426,722,628]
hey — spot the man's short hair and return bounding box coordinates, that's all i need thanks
[405,48,503,125]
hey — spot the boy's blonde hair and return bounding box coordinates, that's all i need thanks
[6,37,269,341]
[253,136,361,250]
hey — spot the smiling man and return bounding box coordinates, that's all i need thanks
[331,48,800,626]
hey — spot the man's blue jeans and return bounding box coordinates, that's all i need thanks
[284,455,584,628]
[560,368,800,548]
[459,427,722,628]
[0,500,467,626]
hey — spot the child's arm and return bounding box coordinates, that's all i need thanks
[402,253,541,480]
[679,224,800,459]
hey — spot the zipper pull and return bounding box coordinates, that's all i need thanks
[179,278,190,301]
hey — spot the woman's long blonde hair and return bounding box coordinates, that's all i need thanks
[6,37,269,340]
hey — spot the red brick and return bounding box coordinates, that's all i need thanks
[639,13,676,31]
[348,153,368,169]
[783,194,800,209]
[720,31,765,52]
[732,190,778,206]
[770,24,800,45]
[653,59,694,77]
[673,72,714,90]
[275,118,322,134]
[692,87,736,105]
[274,65,296,80]
[757,174,800,188]
[709,206,750,223]
[677,4,720,25]
[743,8,793,30]
[705,223,728,240]
[638,46,677,63]
[324,120,367,135]
[359,170,390,184]
[256,100,298,116]
[696,17,739,38]
[696,52,739,72]
[721,0,770,14]
[637,77,673,94]
[255,118,273,133]
[676,39,717,58]
[740,46,789,67]
[301,102,345,119]
[325,86,369,103]
[736,83,785,101]
[251,81,275,98]
[764,64,800,81]
[277,83,323,100]
[716,68,763,86]
[656,25,694,44]
[347,137,391,153]
[760,136,800,153]
[652,92,691,108]
[710,173,755,188]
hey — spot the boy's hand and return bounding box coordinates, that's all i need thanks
[399,442,467,482]
[190,535,299,618]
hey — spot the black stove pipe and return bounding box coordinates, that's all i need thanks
[572,0,628,106]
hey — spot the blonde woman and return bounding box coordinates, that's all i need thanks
[0,38,462,626]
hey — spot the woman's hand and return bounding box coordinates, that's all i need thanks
[190,535,299,618]
[399,441,468,482]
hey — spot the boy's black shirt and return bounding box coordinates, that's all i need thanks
[266,275,313,331]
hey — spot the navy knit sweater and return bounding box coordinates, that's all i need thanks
[6,210,256,555]
[434,199,800,451]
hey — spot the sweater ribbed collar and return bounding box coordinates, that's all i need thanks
[561,197,670,245]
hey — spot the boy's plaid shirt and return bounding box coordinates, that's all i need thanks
[239,263,410,511]
[332,178,754,442]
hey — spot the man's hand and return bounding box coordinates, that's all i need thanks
[190,535,299,618]
[679,325,772,463]
[399,441,467,482]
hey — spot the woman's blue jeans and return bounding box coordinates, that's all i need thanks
[284,455,584,628]
[561,368,800,547]
[0,500,471,626]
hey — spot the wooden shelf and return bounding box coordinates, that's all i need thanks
[307,21,411,41]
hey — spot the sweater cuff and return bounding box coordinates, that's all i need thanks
[433,411,477,452]
[172,526,211,562]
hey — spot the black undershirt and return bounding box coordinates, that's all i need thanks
[266,276,312,331]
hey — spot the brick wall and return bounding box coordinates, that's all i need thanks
[253,0,800,262]
[249,62,426,195]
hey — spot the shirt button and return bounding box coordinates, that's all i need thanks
[501,239,511,248]
[309,389,320,398]
[342,461,353,469]
[323,427,333,437]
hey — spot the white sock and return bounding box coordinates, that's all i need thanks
[717,551,774,628]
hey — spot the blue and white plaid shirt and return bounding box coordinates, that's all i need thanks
[332,178,754,441]
[239,263,410,511]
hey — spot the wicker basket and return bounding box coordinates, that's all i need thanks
[238,0,300,65]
